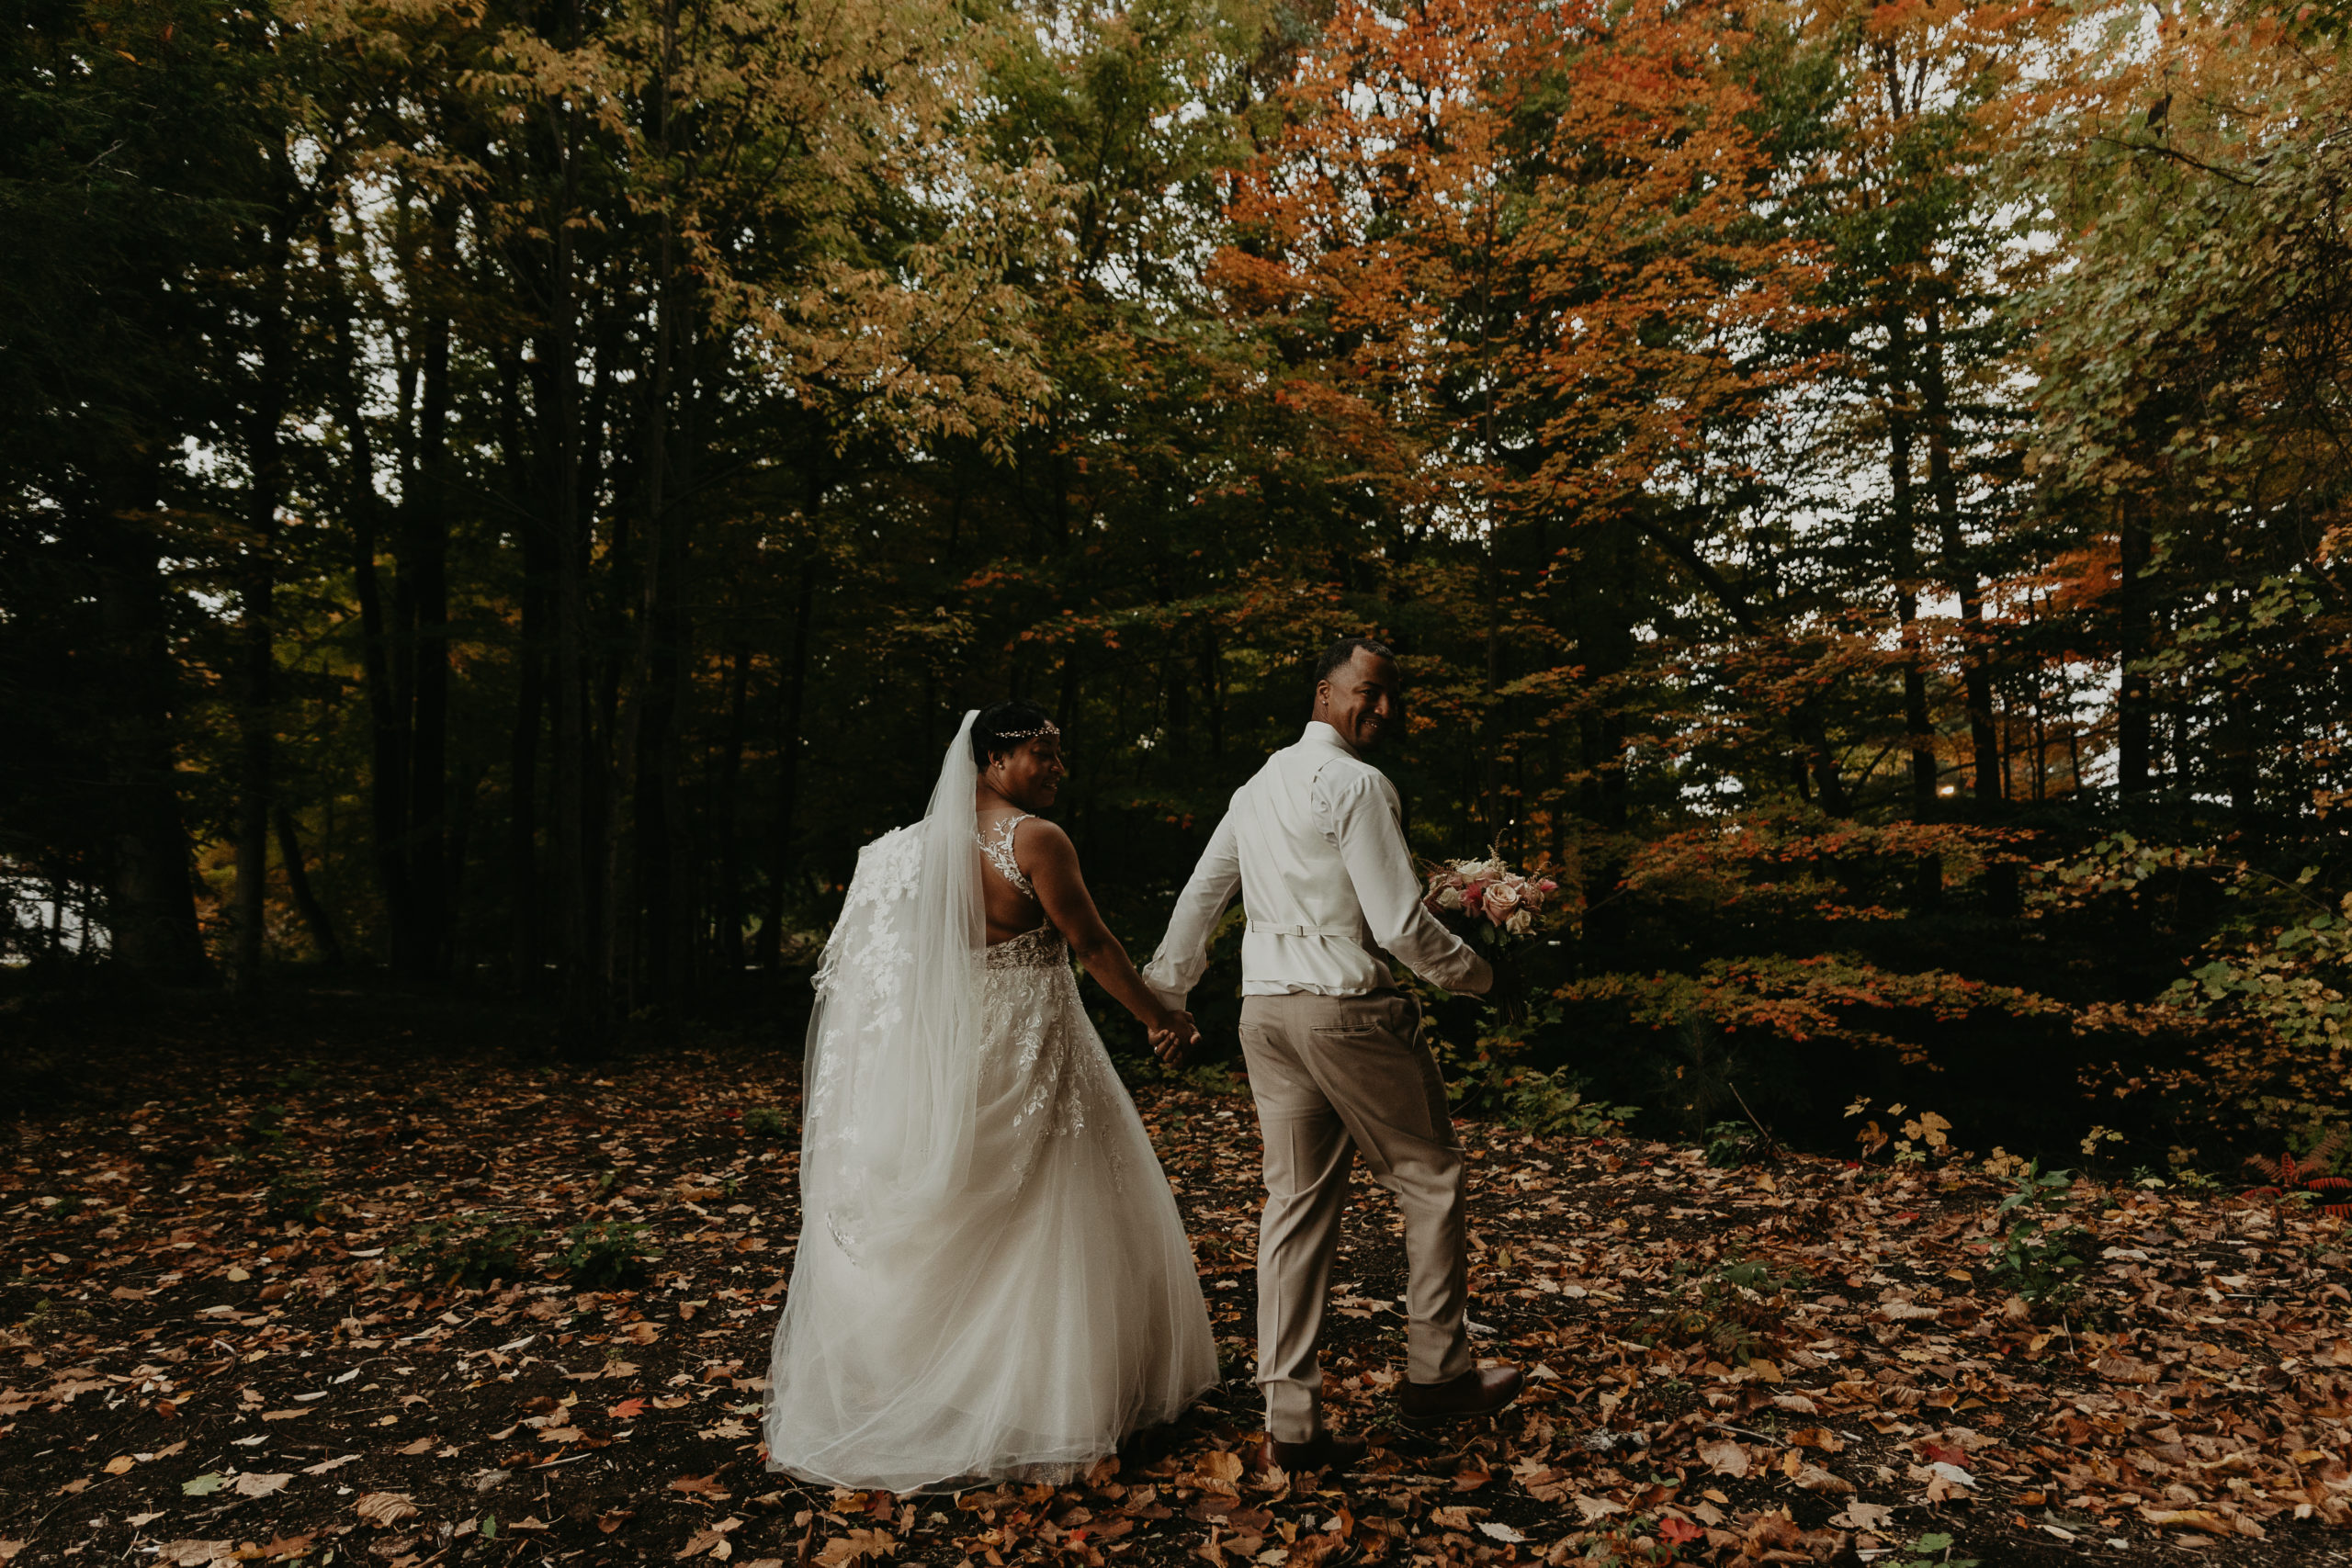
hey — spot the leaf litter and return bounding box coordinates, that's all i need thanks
[0,1021,2346,1565]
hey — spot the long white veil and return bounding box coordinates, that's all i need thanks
[797,710,996,1260]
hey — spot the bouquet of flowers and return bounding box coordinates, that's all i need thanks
[1422,852,1560,942]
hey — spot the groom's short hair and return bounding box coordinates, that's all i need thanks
[1313,637,1396,690]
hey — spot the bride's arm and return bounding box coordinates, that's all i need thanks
[1019,819,1191,1055]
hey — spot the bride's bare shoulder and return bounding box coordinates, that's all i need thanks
[1013,815,1079,871]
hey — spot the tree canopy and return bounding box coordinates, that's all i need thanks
[3,0,2346,1171]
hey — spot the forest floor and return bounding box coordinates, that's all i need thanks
[2,990,2349,1568]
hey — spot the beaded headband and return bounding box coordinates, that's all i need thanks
[992,719,1060,742]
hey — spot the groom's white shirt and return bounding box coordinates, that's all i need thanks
[1143,721,1492,1006]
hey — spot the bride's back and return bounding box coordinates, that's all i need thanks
[976,808,1049,944]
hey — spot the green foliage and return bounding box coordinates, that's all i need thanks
[1988,1164,2092,1314]
[548,1221,662,1291]
[1639,1256,1808,1366]
[270,1060,327,1093]
[741,1106,790,1141]
[1181,1062,1250,1100]
[1481,1065,1638,1139]
[397,1213,533,1292]
[264,1168,330,1224]
[1703,1121,1766,1169]
[1881,1534,1977,1568]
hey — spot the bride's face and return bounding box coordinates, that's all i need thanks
[987,737,1066,812]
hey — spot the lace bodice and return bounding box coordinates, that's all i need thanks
[978,813,1035,896]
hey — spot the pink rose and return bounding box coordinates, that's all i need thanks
[1462,882,1488,918]
[1482,880,1522,924]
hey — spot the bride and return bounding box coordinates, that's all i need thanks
[763,703,1219,1492]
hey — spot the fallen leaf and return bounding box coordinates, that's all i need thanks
[154,1545,233,1567]
[232,1472,293,1497]
[1699,1438,1750,1478]
[355,1492,420,1527]
[810,1529,893,1566]
[2143,1507,2234,1536]
[1834,1501,1895,1530]
[180,1473,225,1496]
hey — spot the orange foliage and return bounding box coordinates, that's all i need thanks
[1214,0,1826,526]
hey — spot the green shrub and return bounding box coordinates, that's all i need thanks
[397,1212,531,1290]
[1640,1256,1808,1365]
[1481,1064,1636,1139]
[1989,1163,2093,1314]
[742,1106,790,1140]
[1703,1119,1772,1168]
[550,1220,662,1289]
[265,1168,330,1224]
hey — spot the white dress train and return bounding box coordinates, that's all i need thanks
[763,814,1217,1493]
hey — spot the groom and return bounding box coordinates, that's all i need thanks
[1143,637,1523,1471]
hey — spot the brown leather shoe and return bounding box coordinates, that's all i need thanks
[1258,1432,1370,1473]
[1396,1364,1524,1423]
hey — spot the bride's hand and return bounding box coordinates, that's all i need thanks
[1148,1010,1197,1066]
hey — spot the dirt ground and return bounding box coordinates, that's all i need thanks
[2,996,2348,1566]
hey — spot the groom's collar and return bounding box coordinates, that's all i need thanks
[1302,720,1359,759]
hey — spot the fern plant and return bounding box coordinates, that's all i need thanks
[2245,1126,2352,1217]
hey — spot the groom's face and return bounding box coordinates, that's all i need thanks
[1316,650,1402,753]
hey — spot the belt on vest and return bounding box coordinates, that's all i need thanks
[1245,921,1361,940]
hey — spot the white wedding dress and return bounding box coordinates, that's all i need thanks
[763,717,1216,1493]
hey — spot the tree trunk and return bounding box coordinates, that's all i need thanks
[757,552,818,972]
[1923,308,2000,799]
[91,470,209,983]
[401,305,454,978]
[2116,498,2154,795]
[1884,310,1938,813]
[274,806,345,964]
[232,222,291,999]
[325,208,414,971]
[715,644,752,978]
[505,346,550,987]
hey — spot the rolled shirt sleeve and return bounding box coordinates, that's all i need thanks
[1140,808,1242,1010]
[1317,768,1494,997]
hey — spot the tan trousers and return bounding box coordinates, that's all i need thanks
[1238,989,1472,1442]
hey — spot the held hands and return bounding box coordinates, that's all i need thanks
[1147,1010,1200,1067]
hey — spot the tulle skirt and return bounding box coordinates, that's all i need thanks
[763,931,1217,1492]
